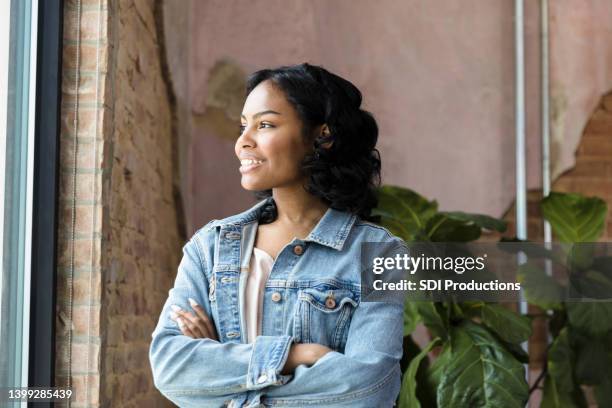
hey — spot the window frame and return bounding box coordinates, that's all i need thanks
[28,0,63,402]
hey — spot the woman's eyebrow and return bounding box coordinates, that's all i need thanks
[240,110,281,120]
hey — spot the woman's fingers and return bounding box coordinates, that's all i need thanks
[170,305,210,338]
[176,317,196,338]
[188,298,219,341]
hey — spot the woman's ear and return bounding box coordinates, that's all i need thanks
[318,124,333,149]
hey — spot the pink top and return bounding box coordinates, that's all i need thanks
[245,247,274,343]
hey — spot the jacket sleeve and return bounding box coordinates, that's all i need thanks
[257,299,404,407]
[149,235,295,408]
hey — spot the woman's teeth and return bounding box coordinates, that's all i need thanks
[241,159,264,165]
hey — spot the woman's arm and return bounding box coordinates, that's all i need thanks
[148,236,295,407]
[258,299,404,407]
[170,298,333,376]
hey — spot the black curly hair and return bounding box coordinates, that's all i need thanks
[245,63,381,223]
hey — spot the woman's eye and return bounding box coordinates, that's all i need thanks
[238,122,274,135]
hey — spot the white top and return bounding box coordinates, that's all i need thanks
[245,247,274,343]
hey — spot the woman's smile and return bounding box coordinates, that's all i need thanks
[239,158,266,173]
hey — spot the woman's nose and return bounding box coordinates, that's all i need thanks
[237,126,255,148]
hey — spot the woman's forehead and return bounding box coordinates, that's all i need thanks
[242,81,291,117]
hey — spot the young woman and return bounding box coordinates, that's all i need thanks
[149,63,407,408]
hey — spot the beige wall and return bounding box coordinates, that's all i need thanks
[163,0,612,236]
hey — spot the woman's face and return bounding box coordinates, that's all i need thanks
[236,80,311,191]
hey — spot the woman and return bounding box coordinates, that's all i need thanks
[149,63,407,408]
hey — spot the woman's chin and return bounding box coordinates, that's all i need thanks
[240,178,271,192]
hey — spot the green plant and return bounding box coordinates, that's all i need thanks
[518,192,612,407]
[374,186,610,407]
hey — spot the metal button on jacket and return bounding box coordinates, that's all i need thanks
[257,374,268,384]
[293,245,304,255]
[325,296,336,309]
[271,292,282,302]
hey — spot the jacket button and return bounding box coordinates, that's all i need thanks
[325,296,336,309]
[271,292,282,302]
[257,374,268,384]
[293,245,304,255]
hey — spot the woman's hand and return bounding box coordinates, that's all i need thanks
[281,343,333,375]
[170,298,219,341]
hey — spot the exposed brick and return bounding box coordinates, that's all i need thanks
[583,109,612,134]
[602,92,612,113]
[577,134,612,157]
[57,0,180,406]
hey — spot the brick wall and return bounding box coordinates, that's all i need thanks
[57,0,181,406]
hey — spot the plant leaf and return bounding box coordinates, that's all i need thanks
[548,328,574,391]
[416,302,448,340]
[427,341,452,391]
[541,192,607,243]
[566,301,612,336]
[437,322,528,408]
[480,303,532,344]
[573,334,611,385]
[426,213,482,242]
[398,337,441,408]
[404,301,421,336]
[541,376,588,408]
[374,185,439,241]
[441,211,507,233]
[517,263,564,310]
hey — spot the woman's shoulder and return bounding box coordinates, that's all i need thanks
[351,218,405,245]
[193,199,270,235]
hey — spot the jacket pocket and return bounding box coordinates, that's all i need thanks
[293,285,360,352]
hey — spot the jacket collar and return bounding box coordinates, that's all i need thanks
[209,197,357,251]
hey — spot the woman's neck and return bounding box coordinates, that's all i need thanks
[271,186,329,230]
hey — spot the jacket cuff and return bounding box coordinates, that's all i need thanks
[225,393,249,408]
[247,335,294,390]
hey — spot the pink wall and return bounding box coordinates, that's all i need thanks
[549,1,612,180]
[163,0,612,235]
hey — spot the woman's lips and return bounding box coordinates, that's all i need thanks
[239,159,265,174]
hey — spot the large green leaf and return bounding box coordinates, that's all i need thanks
[566,301,612,336]
[440,211,507,233]
[541,192,607,243]
[573,334,611,385]
[427,341,452,390]
[404,301,421,336]
[374,185,438,241]
[415,302,448,340]
[541,376,588,408]
[398,337,441,408]
[517,263,564,310]
[437,322,528,407]
[479,303,532,344]
[425,213,482,242]
[547,328,574,392]
[541,332,589,408]
[568,268,612,300]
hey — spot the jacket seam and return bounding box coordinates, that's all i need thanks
[162,384,247,396]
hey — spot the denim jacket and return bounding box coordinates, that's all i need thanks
[149,197,408,407]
